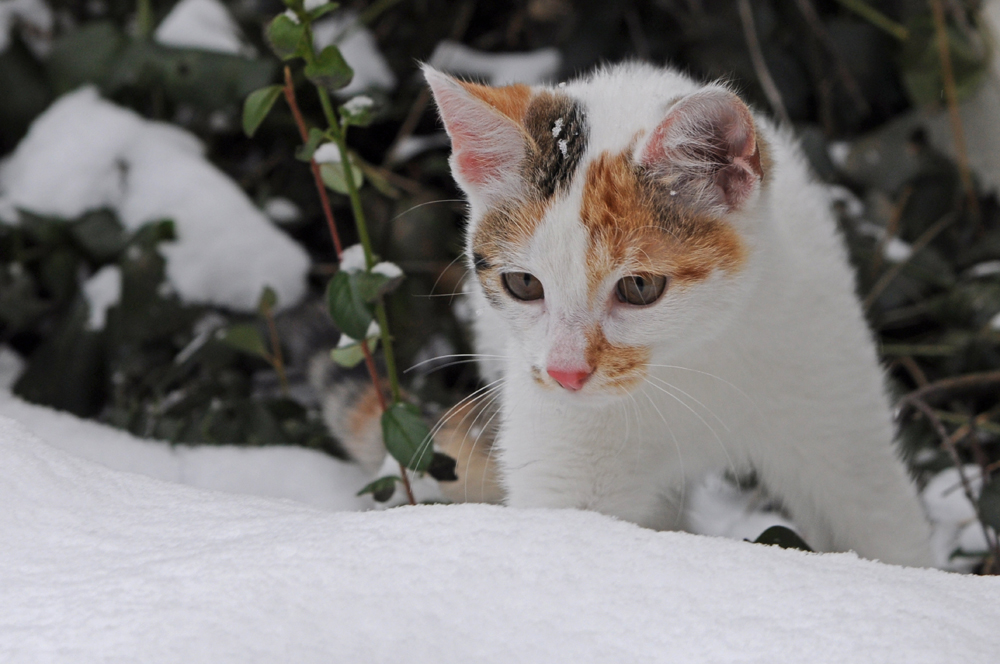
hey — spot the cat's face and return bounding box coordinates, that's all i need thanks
[426,65,770,398]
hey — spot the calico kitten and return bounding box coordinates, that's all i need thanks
[341,62,934,567]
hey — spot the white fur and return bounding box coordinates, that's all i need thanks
[438,63,934,567]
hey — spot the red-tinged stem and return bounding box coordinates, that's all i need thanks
[283,66,343,257]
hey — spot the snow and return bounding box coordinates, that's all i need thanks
[884,237,914,263]
[338,242,367,271]
[81,264,122,330]
[0,87,310,312]
[312,142,342,163]
[0,405,998,663]
[0,391,371,512]
[385,133,450,164]
[262,196,301,224]
[372,260,402,278]
[312,12,397,97]
[428,40,561,85]
[342,94,374,114]
[0,0,52,55]
[153,0,249,56]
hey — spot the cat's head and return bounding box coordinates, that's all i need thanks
[425,63,772,398]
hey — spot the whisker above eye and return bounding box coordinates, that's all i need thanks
[405,353,509,374]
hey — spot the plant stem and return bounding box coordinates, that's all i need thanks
[263,306,289,397]
[282,67,343,256]
[929,0,980,224]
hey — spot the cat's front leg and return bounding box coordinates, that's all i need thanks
[497,388,680,530]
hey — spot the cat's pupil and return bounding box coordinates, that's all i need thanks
[616,274,667,305]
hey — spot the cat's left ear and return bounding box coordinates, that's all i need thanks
[638,88,765,215]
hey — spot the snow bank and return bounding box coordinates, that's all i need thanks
[429,40,561,85]
[0,391,371,512]
[0,87,310,312]
[0,0,51,55]
[0,414,998,663]
[154,0,250,56]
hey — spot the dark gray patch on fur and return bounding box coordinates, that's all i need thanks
[472,252,491,272]
[523,92,588,199]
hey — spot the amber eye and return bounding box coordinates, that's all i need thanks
[502,272,544,301]
[615,274,667,305]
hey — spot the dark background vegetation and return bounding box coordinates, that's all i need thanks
[1,0,998,569]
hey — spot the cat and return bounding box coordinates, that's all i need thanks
[330,61,935,567]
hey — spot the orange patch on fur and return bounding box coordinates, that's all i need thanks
[579,149,747,299]
[459,81,532,124]
[347,384,383,442]
[471,197,552,300]
[585,326,649,390]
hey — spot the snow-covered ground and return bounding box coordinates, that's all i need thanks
[1,385,999,662]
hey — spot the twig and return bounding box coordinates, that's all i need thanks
[909,398,1000,570]
[282,67,344,257]
[870,185,912,280]
[898,370,1000,411]
[930,0,980,224]
[262,305,289,396]
[863,211,956,311]
[835,0,909,41]
[737,0,791,126]
[792,0,869,116]
[896,355,929,387]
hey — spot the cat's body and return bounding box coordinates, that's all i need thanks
[413,62,932,566]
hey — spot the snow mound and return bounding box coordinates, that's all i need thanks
[1,413,998,662]
[154,0,250,56]
[0,87,310,312]
[429,40,561,85]
[0,392,371,512]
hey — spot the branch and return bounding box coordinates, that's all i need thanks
[737,0,791,126]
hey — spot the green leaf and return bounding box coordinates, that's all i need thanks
[319,159,364,195]
[357,475,399,503]
[295,128,327,162]
[752,526,813,552]
[242,85,283,137]
[381,402,434,472]
[70,209,128,262]
[221,324,269,359]
[353,269,403,302]
[330,335,379,368]
[308,1,340,21]
[304,45,354,92]
[978,480,1000,532]
[326,270,373,340]
[257,286,278,315]
[266,14,308,61]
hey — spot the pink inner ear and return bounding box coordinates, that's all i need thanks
[640,89,763,213]
[423,67,530,197]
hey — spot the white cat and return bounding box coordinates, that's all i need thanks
[418,61,934,567]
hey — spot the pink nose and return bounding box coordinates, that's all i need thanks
[546,367,592,391]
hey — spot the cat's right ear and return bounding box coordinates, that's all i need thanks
[638,88,765,216]
[422,64,532,206]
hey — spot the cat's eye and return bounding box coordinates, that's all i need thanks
[502,272,544,301]
[616,274,667,306]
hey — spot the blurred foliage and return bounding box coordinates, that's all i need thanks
[1,0,999,568]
